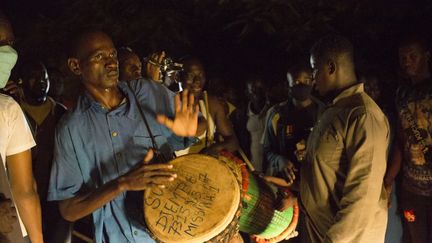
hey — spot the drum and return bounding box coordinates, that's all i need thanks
[143,152,299,243]
[218,151,299,242]
[143,154,241,243]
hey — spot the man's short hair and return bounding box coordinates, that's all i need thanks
[310,35,354,64]
[68,29,108,58]
[287,62,312,78]
[117,47,135,64]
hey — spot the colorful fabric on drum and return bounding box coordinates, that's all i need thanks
[47,79,196,243]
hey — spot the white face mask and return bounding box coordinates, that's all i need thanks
[0,45,18,89]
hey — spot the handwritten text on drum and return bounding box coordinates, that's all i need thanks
[145,170,220,237]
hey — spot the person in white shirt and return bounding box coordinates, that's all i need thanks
[0,14,43,243]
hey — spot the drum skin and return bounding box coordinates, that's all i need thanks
[143,154,240,243]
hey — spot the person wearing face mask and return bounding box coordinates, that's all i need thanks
[0,15,44,243]
[16,60,68,243]
[262,63,316,184]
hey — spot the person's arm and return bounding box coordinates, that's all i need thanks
[384,121,403,194]
[195,116,207,137]
[324,111,389,243]
[58,150,176,221]
[7,150,43,243]
[262,108,289,175]
[201,96,239,155]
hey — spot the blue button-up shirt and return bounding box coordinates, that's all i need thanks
[48,79,194,243]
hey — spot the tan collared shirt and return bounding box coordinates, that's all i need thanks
[300,83,390,243]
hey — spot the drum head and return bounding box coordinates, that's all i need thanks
[144,154,240,243]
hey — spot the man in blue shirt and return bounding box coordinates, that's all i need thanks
[47,30,202,243]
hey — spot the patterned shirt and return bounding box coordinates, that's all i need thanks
[396,79,432,196]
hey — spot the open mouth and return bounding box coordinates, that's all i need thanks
[107,71,119,77]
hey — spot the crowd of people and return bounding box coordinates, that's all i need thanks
[0,10,431,243]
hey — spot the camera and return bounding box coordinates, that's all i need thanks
[145,55,184,92]
[160,57,183,77]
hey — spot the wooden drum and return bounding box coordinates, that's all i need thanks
[143,154,241,243]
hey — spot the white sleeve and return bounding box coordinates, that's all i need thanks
[6,100,36,157]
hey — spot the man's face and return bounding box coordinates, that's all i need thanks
[0,20,15,46]
[183,62,206,98]
[246,79,266,104]
[287,71,313,88]
[399,43,430,78]
[120,52,142,81]
[24,63,50,103]
[74,32,119,90]
[310,55,331,96]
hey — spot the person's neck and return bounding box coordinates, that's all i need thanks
[293,98,312,108]
[250,100,266,114]
[85,84,124,111]
[321,78,357,104]
[24,96,47,106]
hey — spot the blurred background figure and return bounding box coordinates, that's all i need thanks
[17,60,70,243]
[176,56,239,156]
[245,76,270,172]
[361,70,402,243]
[118,47,142,82]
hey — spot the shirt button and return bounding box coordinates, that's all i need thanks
[134,230,138,236]
[112,131,118,137]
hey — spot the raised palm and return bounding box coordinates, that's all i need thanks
[157,89,199,137]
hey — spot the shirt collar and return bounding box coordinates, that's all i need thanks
[331,83,364,105]
[75,81,138,120]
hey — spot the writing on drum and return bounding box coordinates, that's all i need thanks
[145,168,220,237]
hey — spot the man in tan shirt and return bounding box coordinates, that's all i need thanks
[301,35,390,243]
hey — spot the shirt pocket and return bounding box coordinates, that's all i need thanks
[315,126,342,164]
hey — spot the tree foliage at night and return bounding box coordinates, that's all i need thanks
[5,0,432,82]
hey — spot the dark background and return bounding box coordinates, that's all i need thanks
[3,0,432,92]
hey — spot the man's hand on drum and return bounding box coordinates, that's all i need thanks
[119,149,177,191]
[282,160,297,186]
[157,89,199,137]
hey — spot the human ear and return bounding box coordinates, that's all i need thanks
[327,59,336,75]
[67,58,81,75]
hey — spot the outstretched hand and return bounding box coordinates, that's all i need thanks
[157,89,199,137]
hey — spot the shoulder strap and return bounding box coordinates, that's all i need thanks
[126,81,169,163]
